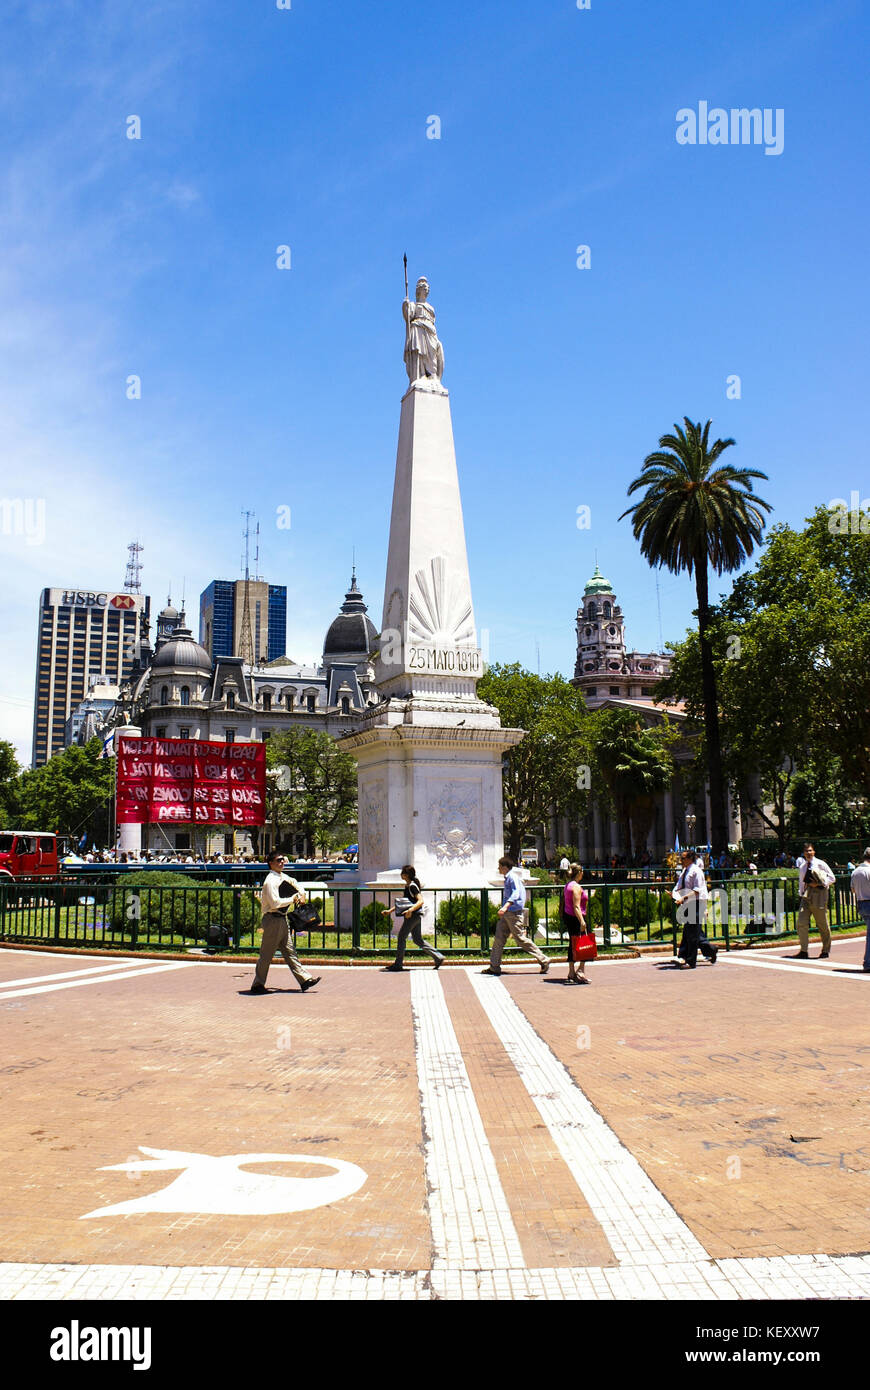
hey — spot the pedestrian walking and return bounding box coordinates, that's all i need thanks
[790,843,835,959]
[850,849,870,972]
[481,855,550,976]
[563,863,594,984]
[250,850,321,994]
[672,850,717,968]
[382,865,444,972]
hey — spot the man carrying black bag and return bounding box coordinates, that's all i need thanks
[250,851,321,994]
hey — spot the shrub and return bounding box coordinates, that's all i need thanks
[109,873,259,942]
[437,895,499,938]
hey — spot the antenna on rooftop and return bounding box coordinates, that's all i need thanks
[124,541,143,593]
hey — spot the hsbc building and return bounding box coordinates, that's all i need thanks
[32,587,150,766]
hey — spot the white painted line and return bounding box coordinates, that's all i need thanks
[0,961,196,1000]
[2,1254,869,1300]
[723,954,870,980]
[410,969,525,1270]
[0,961,157,990]
[468,969,709,1267]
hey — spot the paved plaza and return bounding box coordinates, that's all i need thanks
[1,940,869,1301]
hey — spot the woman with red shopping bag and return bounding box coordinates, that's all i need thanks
[563,863,597,984]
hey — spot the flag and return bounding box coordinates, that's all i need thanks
[99,731,115,760]
[77,833,88,852]
[674,832,681,854]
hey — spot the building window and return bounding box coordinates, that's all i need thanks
[180,686,190,706]
[340,696,350,715]
[225,729,235,743]
[262,692,272,712]
[226,690,236,709]
[285,691,295,710]
[179,727,190,739]
[156,726,167,737]
[609,686,620,695]
[160,686,169,706]
[307,694,316,712]
[262,731,271,743]
[587,688,597,697]
[603,602,611,618]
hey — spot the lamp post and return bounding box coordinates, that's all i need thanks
[685,804,697,850]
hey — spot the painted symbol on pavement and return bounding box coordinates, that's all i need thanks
[80,1146,367,1218]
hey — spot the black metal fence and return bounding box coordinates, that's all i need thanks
[0,875,863,957]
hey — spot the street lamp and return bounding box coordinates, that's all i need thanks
[685,804,697,847]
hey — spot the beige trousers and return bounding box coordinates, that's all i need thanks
[796,888,832,953]
[490,909,548,970]
[254,911,313,987]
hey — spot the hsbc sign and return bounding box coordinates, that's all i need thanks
[59,591,137,609]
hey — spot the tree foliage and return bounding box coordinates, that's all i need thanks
[478,663,591,859]
[659,507,870,842]
[12,739,113,843]
[266,727,358,856]
[590,708,676,858]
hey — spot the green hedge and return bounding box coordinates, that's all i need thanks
[109,872,260,941]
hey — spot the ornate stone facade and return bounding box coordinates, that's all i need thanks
[571,565,670,709]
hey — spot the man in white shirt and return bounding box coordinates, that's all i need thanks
[672,850,717,968]
[251,851,320,994]
[790,843,835,959]
[850,848,870,972]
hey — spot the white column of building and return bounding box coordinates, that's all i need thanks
[115,725,142,858]
[592,802,604,862]
[728,789,742,846]
[664,786,675,851]
[577,816,588,862]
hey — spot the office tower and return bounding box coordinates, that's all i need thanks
[32,587,150,766]
[199,580,286,664]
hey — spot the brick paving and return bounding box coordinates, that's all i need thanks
[1,939,869,1299]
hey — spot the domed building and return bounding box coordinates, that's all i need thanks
[122,577,378,855]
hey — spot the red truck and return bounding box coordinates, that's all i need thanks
[0,831,60,883]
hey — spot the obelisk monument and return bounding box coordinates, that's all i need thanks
[341,275,523,889]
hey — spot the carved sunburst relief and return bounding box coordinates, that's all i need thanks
[408,555,475,646]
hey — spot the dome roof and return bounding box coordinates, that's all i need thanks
[583,564,614,597]
[324,573,377,658]
[160,603,179,619]
[151,626,212,671]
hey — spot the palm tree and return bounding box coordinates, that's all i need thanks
[620,419,771,855]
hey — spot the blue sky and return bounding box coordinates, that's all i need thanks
[1,0,868,761]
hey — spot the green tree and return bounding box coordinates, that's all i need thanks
[478,663,591,860]
[659,509,870,843]
[589,707,675,858]
[621,418,771,853]
[16,739,113,844]
[266,727,357,856]
[0,741,21,826]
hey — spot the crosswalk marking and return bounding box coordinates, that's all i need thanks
[410,969,525,1270]
[0,961,157,991]
[0,961,195,1000]
[468,969,708,1266]
[723,954,870,980]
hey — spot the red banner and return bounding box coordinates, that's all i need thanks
[116,736,267,826]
